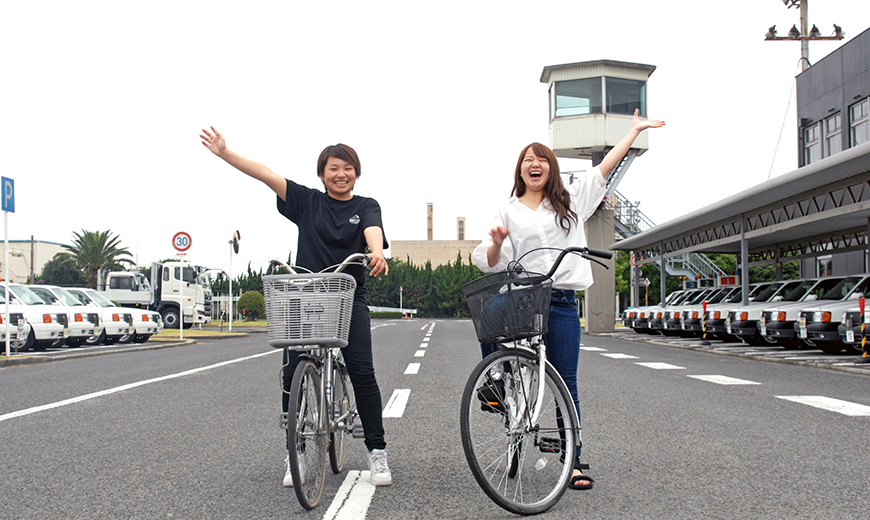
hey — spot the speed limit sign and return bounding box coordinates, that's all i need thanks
[172,231,192,252]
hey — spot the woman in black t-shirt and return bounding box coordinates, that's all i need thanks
[200,127,393,487]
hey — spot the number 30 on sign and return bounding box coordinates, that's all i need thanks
[173,231,192,252]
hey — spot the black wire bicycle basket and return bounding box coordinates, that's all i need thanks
[461,270,553,343]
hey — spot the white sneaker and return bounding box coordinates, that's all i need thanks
[283,453,306,487]
[367,449,392,486]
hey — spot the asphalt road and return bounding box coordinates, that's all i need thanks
[2,320,870,519]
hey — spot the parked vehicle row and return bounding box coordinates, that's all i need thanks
[1,282,163,352]
[623,274,870,355]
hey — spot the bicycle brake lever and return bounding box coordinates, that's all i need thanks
[585,255,610,270]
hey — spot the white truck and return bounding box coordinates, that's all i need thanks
[101,260,212,329]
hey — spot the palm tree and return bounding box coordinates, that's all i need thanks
[60,229,134,286]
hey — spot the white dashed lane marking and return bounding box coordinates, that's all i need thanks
[689,375,761,385]
[601,353,638,359]
[776,396,870,416]
[383,389,411,418]
[636,362,685,370]
[404,363,420,375]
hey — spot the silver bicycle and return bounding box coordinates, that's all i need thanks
[459,246,611,515]
[264,253,368,510]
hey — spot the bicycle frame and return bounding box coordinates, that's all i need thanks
[497,336,581,450]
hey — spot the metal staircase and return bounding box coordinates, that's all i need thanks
[564,154,721,280]
[606,190,720,279]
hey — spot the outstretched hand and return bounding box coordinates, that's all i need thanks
[200,126,227,157]
[632,108,666,132]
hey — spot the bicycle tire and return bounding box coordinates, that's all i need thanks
[329,358,355,474]
[287,359,329,510]
[460,348,576,515]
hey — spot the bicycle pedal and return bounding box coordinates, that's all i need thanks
[538,437,561,454]
[352,426,365,439]
[279,412,288,430]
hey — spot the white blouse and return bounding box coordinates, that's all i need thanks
[472,168,606,291]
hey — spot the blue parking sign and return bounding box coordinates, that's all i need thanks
[1,177,13,213]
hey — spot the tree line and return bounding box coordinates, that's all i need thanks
[35,229,802,318]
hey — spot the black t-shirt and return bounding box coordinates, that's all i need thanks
[277,179,388,291]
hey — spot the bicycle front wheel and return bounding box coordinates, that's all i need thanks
[460,348,576,515]
[287,359,329,510]
[329,357,355,474]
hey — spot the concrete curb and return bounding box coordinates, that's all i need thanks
[0,331,254,368]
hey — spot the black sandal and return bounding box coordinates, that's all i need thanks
[569,463,593,490]
[569,472,594,490]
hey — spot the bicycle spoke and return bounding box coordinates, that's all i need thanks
[460,349,575,515]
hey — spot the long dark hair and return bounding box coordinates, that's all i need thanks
[511,142,577,233]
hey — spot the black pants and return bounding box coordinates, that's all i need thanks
[282,296,386,451]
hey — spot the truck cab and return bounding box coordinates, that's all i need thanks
[151,261,210,328]
[103,271,152,306]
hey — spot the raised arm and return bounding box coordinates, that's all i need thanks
[597,109,666,178]
[200,126,287,200]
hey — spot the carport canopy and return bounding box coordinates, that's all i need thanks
[610,141,870,303]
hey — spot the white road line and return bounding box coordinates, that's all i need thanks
[636,362,685,370]
[579,347,607,352]
[323,470,376,520]
[414,350,426,357]
[689,375,761,385]
[0,350,280,424]
[404,363,420,375]
[423,337,430,342]
[601,353,638,359]
[382,389,411,418]
[776,396,870,416]
[419,343,428,349]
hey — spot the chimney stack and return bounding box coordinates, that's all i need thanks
[427,203,433,241]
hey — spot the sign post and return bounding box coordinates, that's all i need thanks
[2,177,13,357]
[228,231,239,332]
[172,232,192,339]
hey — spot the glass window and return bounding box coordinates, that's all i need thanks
[553,78,601,118]
[817,255,833,277]
[824,113,842,156]
[605,77,645,116]
[804,123,821,165]
[851,98,869,147]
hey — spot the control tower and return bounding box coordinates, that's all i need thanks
[540,59,656,332]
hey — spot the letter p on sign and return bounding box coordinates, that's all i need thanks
[2,177,14,213]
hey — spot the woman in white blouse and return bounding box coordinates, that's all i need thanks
[472,109,664,490]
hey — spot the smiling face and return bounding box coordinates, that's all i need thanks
[319,156,357,200]
[519,147,550,193]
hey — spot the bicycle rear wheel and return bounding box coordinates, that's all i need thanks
[329,357,355,474]
[460,348,576,515]
[287,359,329,510]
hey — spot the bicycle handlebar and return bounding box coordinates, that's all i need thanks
[266,253,371,276]
[522,246,612,280]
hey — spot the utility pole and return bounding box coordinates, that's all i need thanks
[764,0,844,72]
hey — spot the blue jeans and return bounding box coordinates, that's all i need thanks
[481,289,582,466]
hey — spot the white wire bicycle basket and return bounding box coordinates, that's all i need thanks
[263,273,357,349]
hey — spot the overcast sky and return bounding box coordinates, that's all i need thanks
[3,1,868,277]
